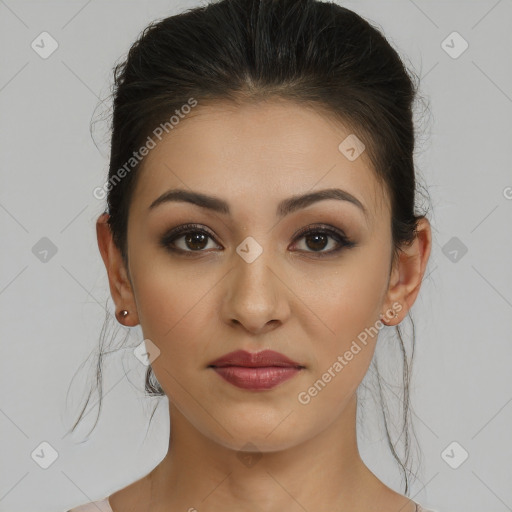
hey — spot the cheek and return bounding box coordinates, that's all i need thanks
[300,246,390,383]
[131,256,228,376]
[133,271,218,409]
[307,246,389,333]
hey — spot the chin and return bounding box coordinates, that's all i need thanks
[203,412,312,453]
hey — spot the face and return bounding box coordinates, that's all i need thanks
[111,99,406,452]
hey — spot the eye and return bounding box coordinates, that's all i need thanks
[160,223,222,256]
[289,225,355,256]
[160,223,356,257]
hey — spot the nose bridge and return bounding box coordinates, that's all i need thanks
[222,235,289,331]
[233,235,277,302]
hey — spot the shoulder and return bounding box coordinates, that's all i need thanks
[67,497,112,512]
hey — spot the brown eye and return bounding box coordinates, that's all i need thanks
[290,225,356,256]
[182,232,209,251]
[303,232,329,251]
[160,224,222,255]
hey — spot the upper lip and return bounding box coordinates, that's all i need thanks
[208,350,304,368]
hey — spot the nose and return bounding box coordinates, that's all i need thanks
[221,248,291,335]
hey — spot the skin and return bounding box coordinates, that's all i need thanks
[96,98,431,512]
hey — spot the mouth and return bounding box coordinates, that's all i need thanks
[208,350,305,390]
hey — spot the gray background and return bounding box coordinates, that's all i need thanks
[1,1,511,511]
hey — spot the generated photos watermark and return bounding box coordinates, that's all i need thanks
[93,97,198,201]
[297,301,403,405]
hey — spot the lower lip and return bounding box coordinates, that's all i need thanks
[211,366,302,390]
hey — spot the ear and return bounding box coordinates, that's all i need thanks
[381,216,432,325]
[96,212,139,326]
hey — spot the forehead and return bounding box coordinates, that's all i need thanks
[130,99,389,225]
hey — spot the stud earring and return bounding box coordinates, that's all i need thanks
[119,309,129,318]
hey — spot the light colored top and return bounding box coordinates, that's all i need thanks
[68,497,111,511]
[67,497,440,512]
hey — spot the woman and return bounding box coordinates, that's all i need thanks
[68,0,436,510]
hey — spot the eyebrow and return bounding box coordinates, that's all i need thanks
[148,187,368,221]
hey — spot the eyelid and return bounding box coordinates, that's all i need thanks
[163,223,217,239]
[290,223,348,241]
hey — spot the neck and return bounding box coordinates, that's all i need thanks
[146,394,400,512]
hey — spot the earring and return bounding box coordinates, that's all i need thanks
[119,309,129,318]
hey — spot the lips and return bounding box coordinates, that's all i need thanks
[208,349,304,369]
[208,350,305,390]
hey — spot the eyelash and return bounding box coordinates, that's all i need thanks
[159,223,356,258]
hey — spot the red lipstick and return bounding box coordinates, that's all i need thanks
[208,350,304,390]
